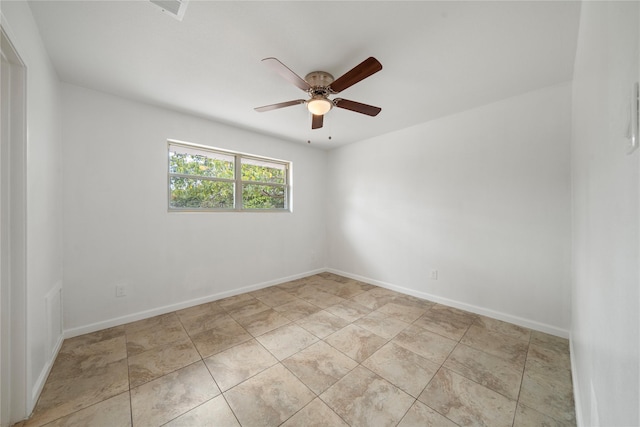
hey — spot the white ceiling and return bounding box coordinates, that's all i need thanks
[28,1,581,149]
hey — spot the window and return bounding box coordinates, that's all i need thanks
[168,141,291,211]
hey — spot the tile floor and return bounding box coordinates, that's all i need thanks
[17,273,576,427]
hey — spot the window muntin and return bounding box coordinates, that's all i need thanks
[168,142,290,211]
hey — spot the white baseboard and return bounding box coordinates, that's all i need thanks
[29,334,63,415]
[64,269,325,339]
[29,282,65,415]
[64,266,570,339]
[327,268,570,338]
[570,334,584,427]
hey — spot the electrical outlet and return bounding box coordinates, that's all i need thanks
[115,284,127,297]
[430,270,438,280]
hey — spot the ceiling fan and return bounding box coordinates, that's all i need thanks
[254,57,383,130]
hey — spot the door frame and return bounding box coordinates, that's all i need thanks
[0,18,28,427]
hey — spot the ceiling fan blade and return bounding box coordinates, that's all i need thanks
[334,98,381,116]
[254,99,306,112]
[311,114,324,129]
[262,57,311,91]
[329,57,382,93]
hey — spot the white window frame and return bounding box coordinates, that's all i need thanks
[168,140,292,212]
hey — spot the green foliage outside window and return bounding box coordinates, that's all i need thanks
[241,162,285,184]
[242,184,285,209]
[169,152,234,179]
[169,149,288,210]
[241,159,286,209]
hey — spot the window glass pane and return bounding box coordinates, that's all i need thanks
[242,184,285,209]
[241,158,286,184]
[169,146,234,179]
[170,176,234,209]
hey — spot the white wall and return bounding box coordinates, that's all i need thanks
[327,83,572,336]
[0,1,64,418]
[571,2,639,426]
[61,84,327,335]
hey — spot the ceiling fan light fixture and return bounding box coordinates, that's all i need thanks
[307,97,332,116]
[255,57,382,129]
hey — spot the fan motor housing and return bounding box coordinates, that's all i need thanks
[305,71,334,90]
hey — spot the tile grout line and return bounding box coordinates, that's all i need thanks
[125,326,134,427]
[510,329,533,427]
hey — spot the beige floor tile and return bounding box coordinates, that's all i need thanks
[256,323,319,360]
[397,401,458,427]
[273,299,321,321]
[164,395,240,427]
[363,342,439,398]
[43,392,131,427]
[530,331,570,354]
[393,324,457,365]
[413,305,475,341]
[299,290,347,309]
[513,403,575,427]
[128,336,201,388]
[443,343,524,400]
[123,313,181,335]
[281,398,349,427]
[190,320,252,358]
[318,275,374,291]
[47,335,127,383]
[301,275,335,286]
[419,368,517,427]
[175,301,225,323]
[283,341,358,394]
[248,286,282,298]
[321,365,414,427]
[324,300,372,322]
[368,287,404,299]
[283,283,322,298]
[316,272,348,282]
[297,310,350,339]
[519,369,576,424]
[253,288,299,307]
[277,277,311,289]
[178,310,238,336]
[354,310,410,339]
[224,364,315,426]
[24,274,577,427]
[204,339,277,391]
[525,343,572,385]
[474,315,531,342]
[27,359,129,427]
[461,324,528,366]
[527,342,571,367]
[131,361,220,427]
[394,294,435,311]
[350,290,397,310]
[126,322,190,357]
[323,282,371,299]
[56,327,125,357]
[376,302,427,324]
[234,308,291,336]
[217,293,255,309]
[351,280,376,291]
[325,324,387,363]
[225,298,271,320]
